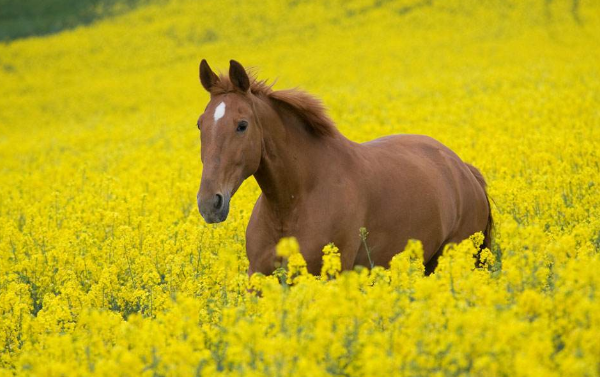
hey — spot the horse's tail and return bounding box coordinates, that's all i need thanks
[466,163,494,250]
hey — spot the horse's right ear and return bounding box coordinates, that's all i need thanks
[199,59,219,92]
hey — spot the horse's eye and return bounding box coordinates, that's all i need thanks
[237,120,248,133]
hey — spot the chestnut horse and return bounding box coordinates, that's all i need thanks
[196,60,492,275]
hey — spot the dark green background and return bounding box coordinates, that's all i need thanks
[0,0,150,41]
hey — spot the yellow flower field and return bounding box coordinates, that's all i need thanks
[1,0,600,375]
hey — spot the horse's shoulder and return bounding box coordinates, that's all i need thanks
[246,195,267,237]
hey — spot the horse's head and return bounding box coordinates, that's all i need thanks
[196,60,263,223]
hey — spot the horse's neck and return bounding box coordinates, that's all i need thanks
[253,100,343,213]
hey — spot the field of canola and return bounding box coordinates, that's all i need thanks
[1,0,600,375]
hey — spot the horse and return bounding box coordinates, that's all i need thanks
[196,59,493,276]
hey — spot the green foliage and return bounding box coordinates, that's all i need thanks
[0,0,150,41]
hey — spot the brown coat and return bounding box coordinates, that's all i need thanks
[196,60,492,276]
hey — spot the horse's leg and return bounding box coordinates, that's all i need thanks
[341,237,362,271]
[424,243,445,275]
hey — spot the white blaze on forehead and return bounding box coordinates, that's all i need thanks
[213,102,226,123]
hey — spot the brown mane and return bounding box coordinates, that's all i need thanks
[210,71,337,137]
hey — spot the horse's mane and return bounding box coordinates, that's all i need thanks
[211,71,337,137]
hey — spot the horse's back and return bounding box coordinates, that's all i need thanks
[360,134,475,203]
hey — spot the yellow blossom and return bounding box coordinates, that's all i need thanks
[1,0,600,375]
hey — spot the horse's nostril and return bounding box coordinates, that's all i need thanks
[214,193,224,210]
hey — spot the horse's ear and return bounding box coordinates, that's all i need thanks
[229,60,250,92]
[200,59,219,92]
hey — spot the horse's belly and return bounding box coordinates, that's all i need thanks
[357,202,447,267]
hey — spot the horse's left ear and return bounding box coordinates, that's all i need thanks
[229,60,250,92]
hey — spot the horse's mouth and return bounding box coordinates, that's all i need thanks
[201,209,229,224]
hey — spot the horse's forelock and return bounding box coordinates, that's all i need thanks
[209,69,272,96]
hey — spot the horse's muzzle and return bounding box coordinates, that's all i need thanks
[198,192,230,224]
